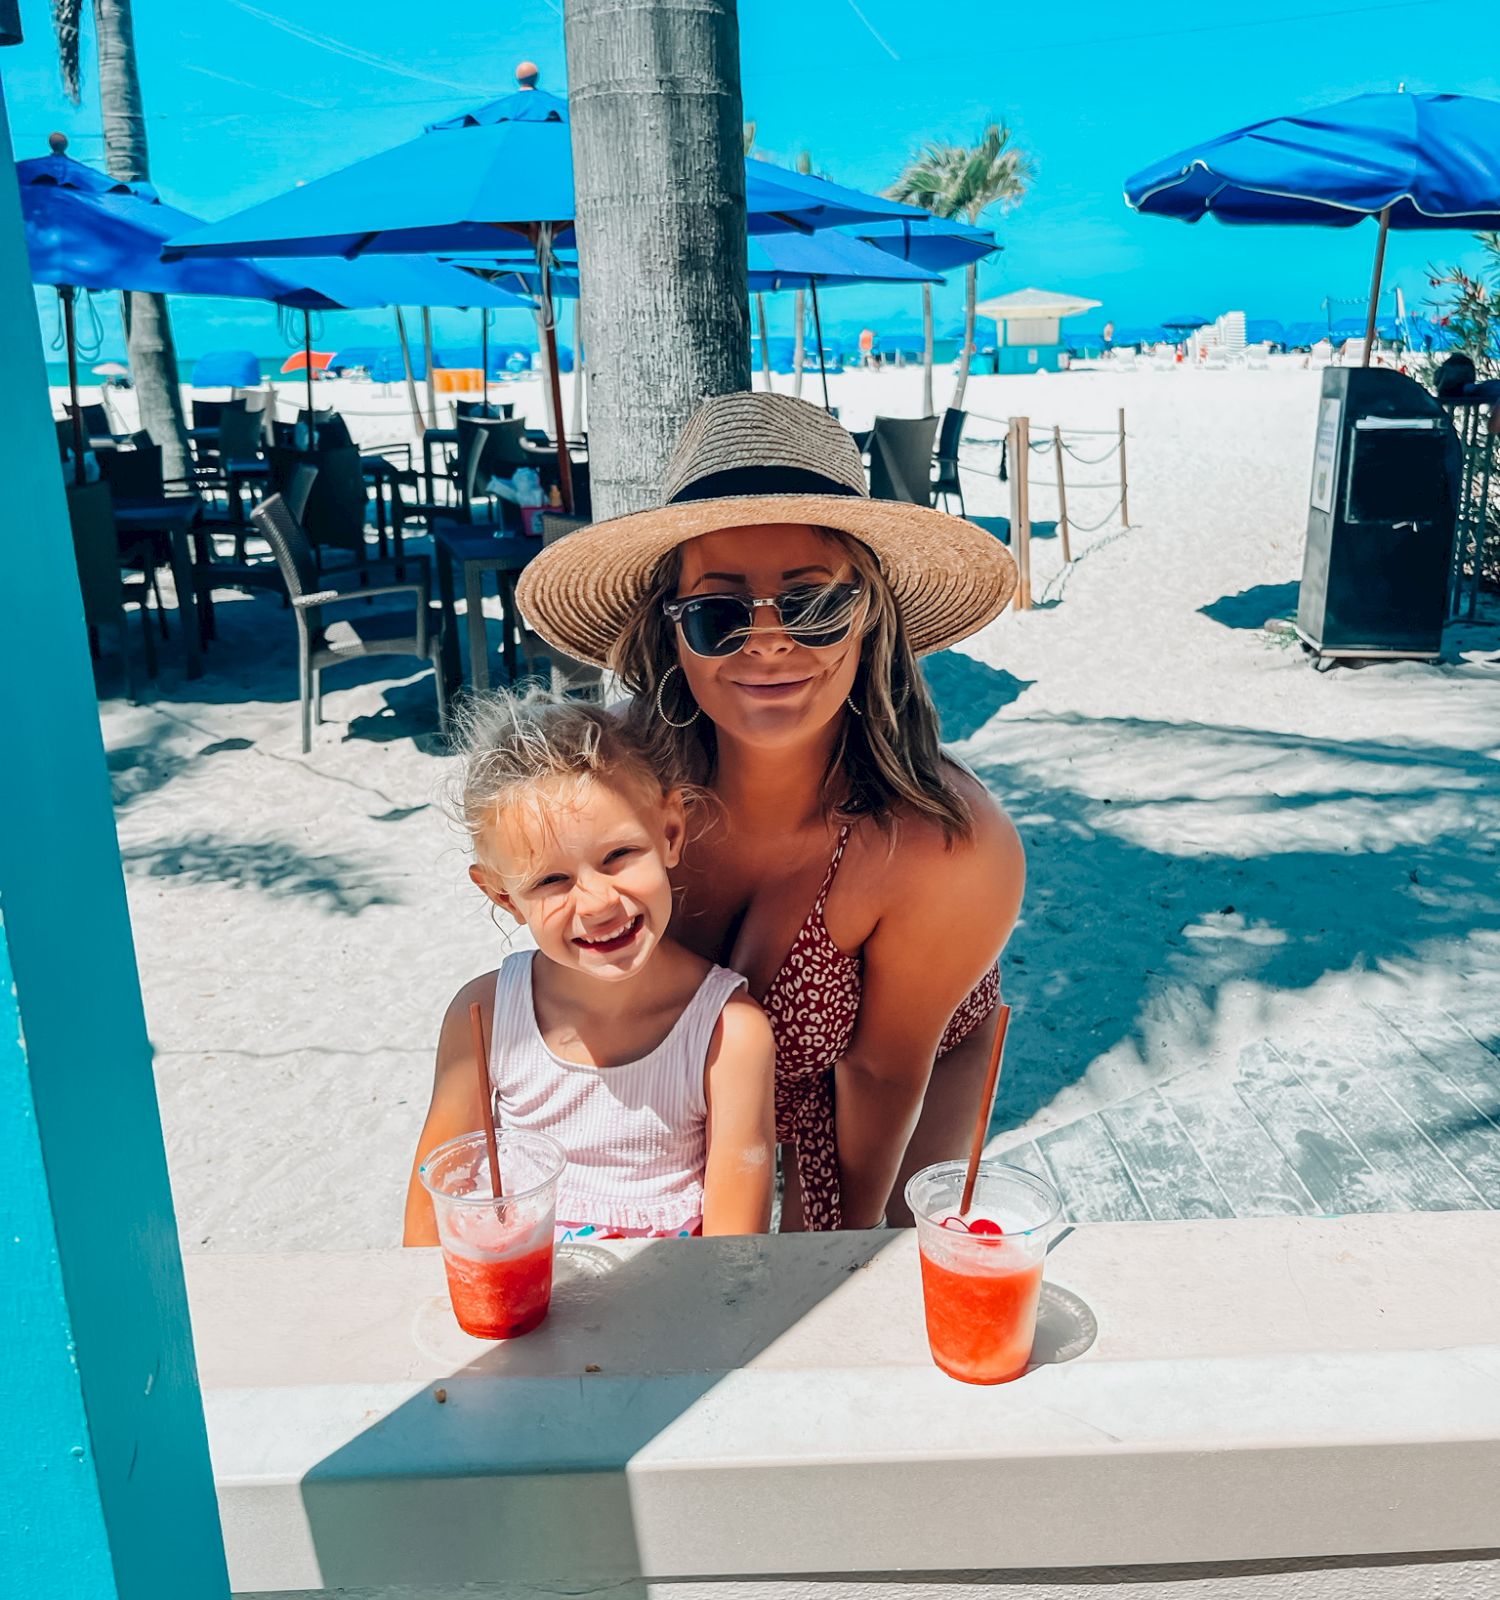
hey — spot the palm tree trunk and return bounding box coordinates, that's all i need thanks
[953,259,978,411]
[566,0,749,520]
[921,283,934,416]
[95,0,190,484]
[792,287,806,399]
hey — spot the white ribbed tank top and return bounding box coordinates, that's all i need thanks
[489,950,747,1235]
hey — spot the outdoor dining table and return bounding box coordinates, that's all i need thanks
[432,520,539,692]
[112,494,206,678]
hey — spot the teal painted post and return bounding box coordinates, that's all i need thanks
[0,69,231,1600]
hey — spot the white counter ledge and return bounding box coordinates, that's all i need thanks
[185,1212,1500,1595]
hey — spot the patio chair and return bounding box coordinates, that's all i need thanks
[536,514,603,699]
[267,445,372,574]
[98,441,165,501]
[66,482,156,700]
[195,462,317,631]
[868,415,939,504]
[931,408,966,515]
[455,400,514,421]
[250,492,450,754]
[390,420,492,535]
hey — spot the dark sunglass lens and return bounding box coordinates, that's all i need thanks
[779,583,856,647]
[681,595,752,656]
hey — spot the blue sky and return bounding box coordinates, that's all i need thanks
[6,0,1500,359]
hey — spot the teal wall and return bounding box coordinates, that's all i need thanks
[0,66,230,1600]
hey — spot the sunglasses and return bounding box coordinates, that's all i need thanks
[662,582,864,658]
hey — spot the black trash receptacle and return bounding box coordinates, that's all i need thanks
[1297,367,1460,660]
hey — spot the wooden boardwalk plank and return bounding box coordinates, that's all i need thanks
[1232,1041,1393,1214]
[991,1137,1051,1183]
[1037,1115,1150,1224]
[1099,1090,1233,1220]
[1375,1004,1500,1120]
[1269,1042,1488,1213]
[1158,1064,1316,1217]
[1366,1062,1500,1208]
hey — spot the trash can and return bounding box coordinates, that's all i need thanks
[1296,368,1460,660]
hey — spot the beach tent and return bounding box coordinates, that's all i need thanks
[166,65,930,500]
[191,349,261,388]
[1125,90,1500,365]
[974,286,1102,372]
[1245,318,1287,347]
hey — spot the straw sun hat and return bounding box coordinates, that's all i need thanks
[516,391,1017,668]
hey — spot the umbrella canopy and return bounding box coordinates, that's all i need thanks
[745,230,940,291]
[1124,91,1500,229]
[281,350,334,374]
[1124,91,1500,362]
[1161,313,1211,331]
[848,216,999,271]
[165,71,928,262]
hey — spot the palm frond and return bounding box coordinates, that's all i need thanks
[53,0,83,103]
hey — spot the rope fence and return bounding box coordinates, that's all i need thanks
[955,408,1131,610]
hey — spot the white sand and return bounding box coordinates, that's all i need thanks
[84,362,1500,1250]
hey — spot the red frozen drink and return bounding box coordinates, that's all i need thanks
[420,1128,566,1340]
[905,1161,1061,1385]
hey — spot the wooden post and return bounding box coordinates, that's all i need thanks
[1010,415,1032,610]
[420,306,437,428]
[1118,406,1130,526]
[1053,423,1071,564]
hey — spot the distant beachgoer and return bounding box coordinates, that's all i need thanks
[518,393,1024,1231]
[404,690,775,1245]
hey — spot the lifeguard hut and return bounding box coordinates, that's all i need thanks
[974,286,1102,373]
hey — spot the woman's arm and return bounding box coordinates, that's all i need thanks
[701,992,777,1235]
[402,973,496,1246]
[834,800,1024,1229]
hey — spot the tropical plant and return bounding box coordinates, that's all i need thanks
[1425,235,1500,379]
[53,0,192,481]
[889,121,1033,411]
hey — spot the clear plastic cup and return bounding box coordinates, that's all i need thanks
[905,1160,1062,1384]
[419,1129,566,1339]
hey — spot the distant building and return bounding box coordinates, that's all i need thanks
[973,287,1102,373]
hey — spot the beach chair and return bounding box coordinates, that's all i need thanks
[267,445,372,575]
[65,482,157,700]
[868,415,939,505]
[251,492,450,754]
[931,408,966,515]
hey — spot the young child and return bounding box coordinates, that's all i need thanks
[404,689,775,1243]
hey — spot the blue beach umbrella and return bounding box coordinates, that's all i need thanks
[848,216,999,272]
[165,67,930,499]
[192,349,262,387]
[1125,90,1500,363]
[22,143,524,458]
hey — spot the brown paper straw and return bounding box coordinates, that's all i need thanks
[959,1003,1012,1217]
[469,1001,502,1199]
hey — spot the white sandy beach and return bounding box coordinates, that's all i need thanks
[81,362,1500,1250]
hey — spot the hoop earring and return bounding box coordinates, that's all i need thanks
[656,664,701,728]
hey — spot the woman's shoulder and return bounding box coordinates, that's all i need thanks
[853,765,1021,887]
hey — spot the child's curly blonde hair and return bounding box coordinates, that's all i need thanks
[451,688,678,860]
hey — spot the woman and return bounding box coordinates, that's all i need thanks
[517,392,1023,1229]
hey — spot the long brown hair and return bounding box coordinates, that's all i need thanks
[611,528,972,841]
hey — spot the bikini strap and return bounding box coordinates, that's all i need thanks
[812,823,855,915]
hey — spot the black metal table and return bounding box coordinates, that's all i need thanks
[432,521,540,691]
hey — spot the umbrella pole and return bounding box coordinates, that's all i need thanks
[61,286,85,486]
[481,310,489,411]
[394,308,424,445]
[303,309,315,428]
[422,307,438,428]
[811,281,830,413]
[531,225,574,513]
[1362,207,1391,369]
